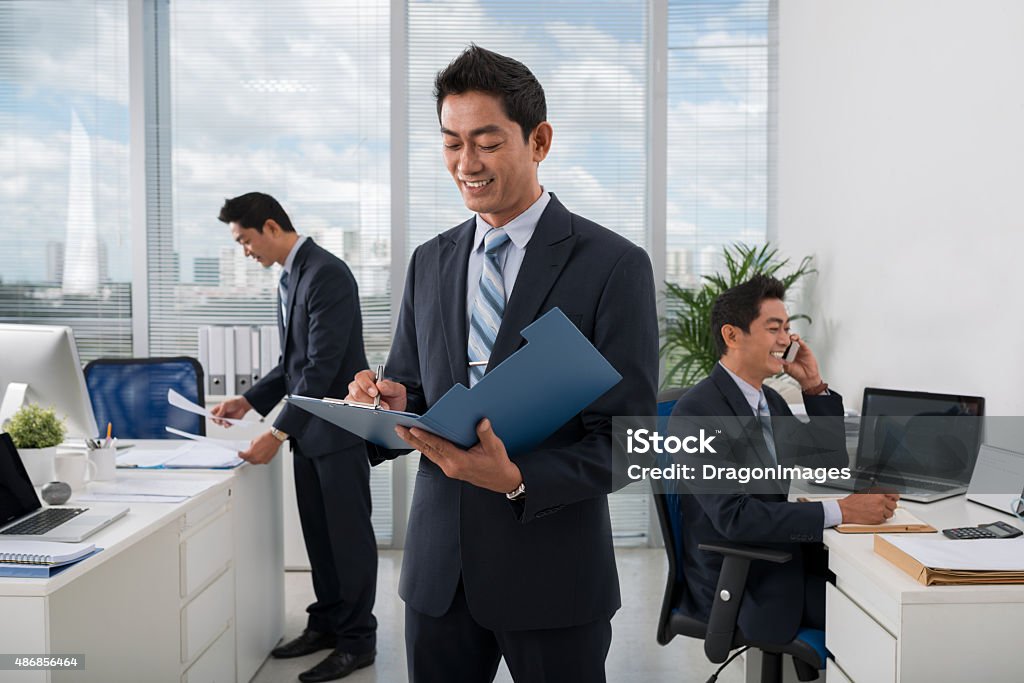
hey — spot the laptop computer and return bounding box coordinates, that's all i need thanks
[966,444,1024,515]
[819,387,984,503]
[0,433,127,542]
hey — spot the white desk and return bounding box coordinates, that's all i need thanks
[0,445,284,682]
[821,495,1024,682]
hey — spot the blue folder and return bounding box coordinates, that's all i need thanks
[287,308,622,456]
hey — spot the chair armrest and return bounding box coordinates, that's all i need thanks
[699,542,794,663]
[698,542,792,564]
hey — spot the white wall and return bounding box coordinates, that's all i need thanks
[777,0,1024,417]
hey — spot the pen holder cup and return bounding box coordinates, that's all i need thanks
[54,453,98,491]
[87,446,117,481]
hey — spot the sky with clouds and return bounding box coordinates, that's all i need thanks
[2,0,768,317]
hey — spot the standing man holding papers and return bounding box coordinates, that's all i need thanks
[211,192,377,682]
[347,46,658,682]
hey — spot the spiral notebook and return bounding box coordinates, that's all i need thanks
[0,541,96,565]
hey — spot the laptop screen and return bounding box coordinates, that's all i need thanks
[0,433,43,526]
[857,388,985,483]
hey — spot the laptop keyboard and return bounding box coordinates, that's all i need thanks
[0,507,88,535]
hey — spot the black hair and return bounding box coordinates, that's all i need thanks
[217,192,294,233]
[710,274,787,356]
[434,44,546,144]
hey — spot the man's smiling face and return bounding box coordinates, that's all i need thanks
[440,90,549,227]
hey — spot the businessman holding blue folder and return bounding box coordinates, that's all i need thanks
[348,46,658,682]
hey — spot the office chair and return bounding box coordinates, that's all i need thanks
[84,357,206,439]
[653,389,826,683]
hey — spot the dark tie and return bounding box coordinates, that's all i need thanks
[757,394,777,464]
[467,228,511,386]
[279,270,290,326]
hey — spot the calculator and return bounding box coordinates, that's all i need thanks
[942,521,1023,540]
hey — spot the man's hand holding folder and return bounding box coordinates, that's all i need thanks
[347,371,523,494]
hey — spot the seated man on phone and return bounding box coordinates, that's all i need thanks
[669,274,898,645]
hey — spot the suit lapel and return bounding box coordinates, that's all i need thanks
[710,364,777,469]
[487,195,577,369]
[438,219,474,388]
[282,239,313,353]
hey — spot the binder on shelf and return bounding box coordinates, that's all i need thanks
[259,325,278,380]
[207,326,227,396]
[198,326,211,395]
[223,326,236,395]
[233,325,253,393]
[250,326,261,385]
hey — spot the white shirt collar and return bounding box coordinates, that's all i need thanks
[282,234,308,275]
[472,191,550,252]
[719,361,765,415]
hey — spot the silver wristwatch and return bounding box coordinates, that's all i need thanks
[506,481,526,500]
[271,427,289,442]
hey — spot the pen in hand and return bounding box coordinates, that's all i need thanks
[373,364,384,410]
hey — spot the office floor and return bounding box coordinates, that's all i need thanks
[251,549,743,683]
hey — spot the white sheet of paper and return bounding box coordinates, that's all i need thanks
[164,444,243,469]
[882,534,1024,571]
[165,426,250,453]
[167,388,258,425]
[75,493,189,504]
[116,447,184,468]
[86,476,218,498]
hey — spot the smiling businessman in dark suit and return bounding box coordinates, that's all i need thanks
[669,275,898,645]
[346,46,658,682]
[211,192,377,682]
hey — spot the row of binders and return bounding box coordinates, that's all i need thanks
[198,325,280,396]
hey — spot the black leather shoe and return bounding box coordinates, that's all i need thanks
[270,630,336,659]
[298,649,376,682]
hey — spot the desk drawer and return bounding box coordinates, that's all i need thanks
[180,508,232,598]
[182,568,233,663]
[826,583,895,683]
[182,623,235,683]
[826,657,854,683]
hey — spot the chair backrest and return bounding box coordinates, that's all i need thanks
[654,387,690,645]
[84,357,205,439]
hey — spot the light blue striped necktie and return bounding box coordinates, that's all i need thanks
[468,228,510,386]
[757,394,777,464]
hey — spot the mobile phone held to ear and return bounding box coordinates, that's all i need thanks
[783,340,800,363]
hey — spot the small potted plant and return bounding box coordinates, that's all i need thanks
[6,403,67,485]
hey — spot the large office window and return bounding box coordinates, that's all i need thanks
[148,0,391,364]
[666,0,773,285]
[0,0,132,360]
[145,0,393,542]
[407,0,651,544]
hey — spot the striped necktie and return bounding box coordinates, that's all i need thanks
[757,394,777,464]
[467,228,510,386]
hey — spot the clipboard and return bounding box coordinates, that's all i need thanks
[287,308,623,456]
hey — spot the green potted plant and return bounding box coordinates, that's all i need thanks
[661,243,816,389]
[6,403,67,485]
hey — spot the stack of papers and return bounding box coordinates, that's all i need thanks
[117,443,243,469]
[875,534,1024,585]
[75,476,221,504]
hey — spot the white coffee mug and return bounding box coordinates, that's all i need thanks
[88,446,117,481]
[54,453,97,490]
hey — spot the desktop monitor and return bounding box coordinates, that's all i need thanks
[0,324,99,439]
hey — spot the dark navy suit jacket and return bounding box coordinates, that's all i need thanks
[245,238,369,457]
[669,363,845,644]
[369,195,659,631]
